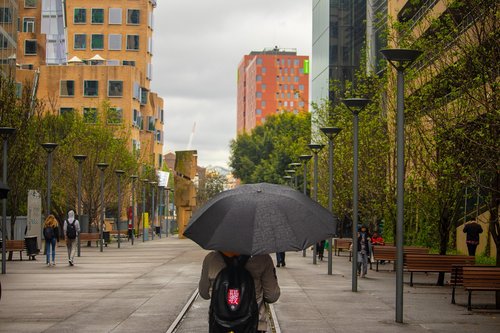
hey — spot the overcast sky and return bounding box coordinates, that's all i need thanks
[151,1,312,168]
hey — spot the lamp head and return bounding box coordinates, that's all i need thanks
[299,154,313,162]
[320,127,342,139]
[308,143,325,153]
[380,48,422,70]
[288,162,301,168]
[73,154,87,163]
[97,162,109,171]
[0,127,16,140]
[115,170,125,177]
[130,175,138,180]
[41,142,58,153]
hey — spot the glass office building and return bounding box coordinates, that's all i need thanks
[312,0,367,107]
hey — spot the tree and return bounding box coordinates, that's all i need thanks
[197,170,227,206]
[230,112,311,184]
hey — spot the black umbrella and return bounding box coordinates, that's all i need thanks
[184,183,338,256]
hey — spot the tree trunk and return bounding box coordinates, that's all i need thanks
[437,214,451,286]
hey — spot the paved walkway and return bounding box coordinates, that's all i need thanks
[0,236,498,332]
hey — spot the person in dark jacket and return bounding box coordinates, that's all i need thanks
[463,221,483,256]
[357,225,371,278]
[43,215,60,266]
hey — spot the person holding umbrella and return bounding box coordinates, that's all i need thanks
[199,250,280,332]
[185,183,338,331]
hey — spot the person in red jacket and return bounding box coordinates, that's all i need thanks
[371,232,385,246]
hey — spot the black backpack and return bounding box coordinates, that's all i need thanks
[43,227,54,240]
[209,254,259,333]
[66,220,77,239]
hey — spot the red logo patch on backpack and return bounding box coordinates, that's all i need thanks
[227,288,240,307]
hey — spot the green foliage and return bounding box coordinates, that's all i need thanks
[230,112,311,184]
[197,170,227,206]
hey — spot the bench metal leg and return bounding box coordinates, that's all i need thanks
[376,261,379,272]
[410,272,413,287]
[467,291,472,311]
[451,287,456,304]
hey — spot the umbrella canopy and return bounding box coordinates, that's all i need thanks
[67,56,83,63]
[184,183,338,256]
[88,54,106,61]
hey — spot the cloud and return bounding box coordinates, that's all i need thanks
[151,1,311,168]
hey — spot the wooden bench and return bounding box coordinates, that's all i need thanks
[405,254,475,286]
[334,238,352,260]
[4,240,25,260]
[79,233,101,247]
[450,264,493,304]
[463,266,500,310]
[371,246,429,271]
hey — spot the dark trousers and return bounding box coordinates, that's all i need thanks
[467,243,478,256]
[276,252,285,265]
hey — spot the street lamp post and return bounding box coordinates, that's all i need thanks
[284,170,296,189]
[381,48,422,323]
[299,154,312,257]
[150,181,157,240]
[308,143,325,265]
[320,127,342,275]
[41,143,58,216]
[141,179,148,242]
[115,170,125,248]
[288,162,301,188]
[0,127,15,274]
[73,155,87,257]
[97,163,109,252]
[158,185,164,238]
[130,175,138,245]
[165,187,171,237]
[343,98,370,292]
[282,175,292,186]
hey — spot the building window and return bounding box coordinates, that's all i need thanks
[122,60,135,66]
[127,9,140,25]
[24,40,37,55]
[108,34,121,50]
[147,116,155,131]
[109,8,122,24]
[299,84,304,91]
[107,107,123,124]
[91,34,104,50]
[0,8,12,23]
[140,88,148,105]
[294,59,299,66]
[23,17,35,32]
[60,80,75,96]
[261,84,266,90]
[299,101,305,107]
[294,76,299,82]
[108,81,123,97]
[256,58,262,65]
[126,35,139,50]
[24,0,36,8]
[256,92,262,98]
[256,75,262,82]
[261,101,266,107]
[256,109,262,115]
[84,80,98,97]
[262,67,266,74]
[60,107,74,116]
[74,8,86,24]
[74,34,86,50]
[91,8,104,24]
[83,108,97,123]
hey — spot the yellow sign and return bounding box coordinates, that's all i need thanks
[143,213,149,228]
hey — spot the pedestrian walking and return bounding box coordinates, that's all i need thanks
[199,251,280,333]
[463,220,483,256]
[43,214,59,266]
[275,251,286,267]
[357,225,371,278]
[64,210,80,266]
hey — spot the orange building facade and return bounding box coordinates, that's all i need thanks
[237,47,309,134]
[15,0,163,169]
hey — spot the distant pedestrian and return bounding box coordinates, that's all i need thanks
[43,215,59,266]
[463,221,483,256]
[316,240,325,261]
[357,225,371,278]
[64,210,80,266]
[275,251,286,267]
